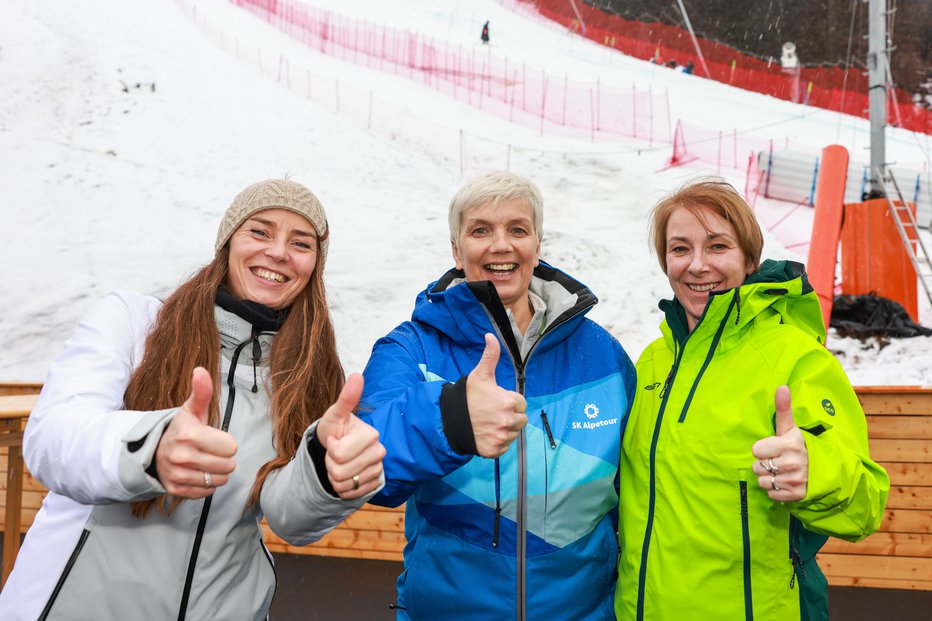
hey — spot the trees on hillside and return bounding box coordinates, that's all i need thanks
[589,0,930,104]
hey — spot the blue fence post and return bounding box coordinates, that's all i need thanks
[808,156,820,206]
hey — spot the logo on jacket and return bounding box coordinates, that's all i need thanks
[572,402,617,430]
[643,382,662,391]
[821,399,836,416]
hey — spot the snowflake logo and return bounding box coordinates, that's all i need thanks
[584,403,600,419]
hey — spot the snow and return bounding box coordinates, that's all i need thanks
[0,0,929,387]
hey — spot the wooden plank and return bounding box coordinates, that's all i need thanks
[265,543,403,562]
[362,503,405,513]
[879,509,931,534]
[826,575,932,590]
[818,552,932,582]
[821,532,932,557]
[867,415,932,439]
[341,509,406,532]
[310,528,407,552]
[885,486,932,510]
[857,391,932,415]
[0,385,42,397]
[879,462,932,487]
[263,526,406,554]
[868,439,932,463]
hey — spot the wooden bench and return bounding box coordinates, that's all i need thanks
[3,385,930,588]
[817,386,932,590]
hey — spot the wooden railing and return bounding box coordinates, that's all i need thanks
[2,385,930,589]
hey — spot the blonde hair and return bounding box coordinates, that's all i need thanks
[649,178,763,273]
[448,171,544,243]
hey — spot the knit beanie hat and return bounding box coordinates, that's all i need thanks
[215,179,329,264]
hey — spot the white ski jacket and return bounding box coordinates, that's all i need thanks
[0,290,374,620]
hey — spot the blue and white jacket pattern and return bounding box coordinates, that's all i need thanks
[361,262,636,620]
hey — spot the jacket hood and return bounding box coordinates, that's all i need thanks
[660,259,825,347]
[413,260,598,353]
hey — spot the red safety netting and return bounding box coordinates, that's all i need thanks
[233,0,672,144]
[526,0,931,135]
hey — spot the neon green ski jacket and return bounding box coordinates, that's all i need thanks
[615,260,889,621]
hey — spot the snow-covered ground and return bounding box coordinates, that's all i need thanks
[0,0,929,386]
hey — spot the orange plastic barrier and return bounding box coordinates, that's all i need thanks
[807,145,849,330]
[840,199,918,321]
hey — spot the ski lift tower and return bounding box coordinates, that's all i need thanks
[866,0,887,197]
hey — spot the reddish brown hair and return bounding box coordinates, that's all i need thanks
[649,178,763,274]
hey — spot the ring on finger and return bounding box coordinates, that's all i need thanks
[762,459,777,475]
[771,475,780,491]
[352,475,360,490]
[204,471,213,488]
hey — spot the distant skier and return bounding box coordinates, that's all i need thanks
[480,20,490,44]
[684,60,694,74]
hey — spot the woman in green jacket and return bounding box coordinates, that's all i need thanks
[615,179,889,621]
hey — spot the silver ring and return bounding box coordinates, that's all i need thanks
[352,475,360,490]
[204,471,213,488]
[771,475,780,491]
[762,459,777,475]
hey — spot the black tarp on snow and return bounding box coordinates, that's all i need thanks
[830,293,932,338]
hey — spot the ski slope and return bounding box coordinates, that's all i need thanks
[0,0,929,385]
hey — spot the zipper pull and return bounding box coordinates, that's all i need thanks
[789,545,803,588]
[540,411,556,449]
[492,505,501,548]
[251,336,261,393]
[660,364,676,398]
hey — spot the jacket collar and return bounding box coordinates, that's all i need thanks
[415,261,598,352]
[660,259,824,349]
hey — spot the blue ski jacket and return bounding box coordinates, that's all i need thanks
[361,262,636,620]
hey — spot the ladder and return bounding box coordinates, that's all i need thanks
[878,169,932,310]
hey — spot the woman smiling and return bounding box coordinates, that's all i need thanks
[615,179,889,621]
[1,179,384,620]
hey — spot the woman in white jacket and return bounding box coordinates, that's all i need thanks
[0,179,385,620]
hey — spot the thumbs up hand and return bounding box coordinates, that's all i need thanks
[751,385,809,502]
[155,367,238,499]
[317,373,386,499]
[466,334,528,458]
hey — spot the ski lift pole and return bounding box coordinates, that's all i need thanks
[675,0,711,78]
[566,0,587,35]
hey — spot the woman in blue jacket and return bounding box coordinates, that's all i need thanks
[361,171,636,620]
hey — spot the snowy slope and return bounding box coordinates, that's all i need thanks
[0,0,929,386]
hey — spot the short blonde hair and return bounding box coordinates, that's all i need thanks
[650,178,762,273]
[448,171,544,242]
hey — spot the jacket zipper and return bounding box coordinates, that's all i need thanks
[740,480,754,621]
[515,363,527,621]
[493,458,502,548]
[481,288,594,621]
[177,335,255,621]
[678,292,738,423]
[540,410,554,520]
[38,528,90,620]
[636,342,685,621]
[789,518,804,589]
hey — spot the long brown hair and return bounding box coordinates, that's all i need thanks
[126,244,343,518]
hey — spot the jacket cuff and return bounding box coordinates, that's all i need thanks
[118,408,177,498]
[306,425,338,497]
[440,376,477,455]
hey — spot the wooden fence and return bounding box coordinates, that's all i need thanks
[2,384,930,589]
